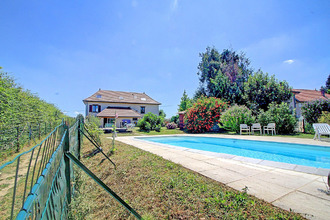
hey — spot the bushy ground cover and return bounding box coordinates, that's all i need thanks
[68,135,306,219]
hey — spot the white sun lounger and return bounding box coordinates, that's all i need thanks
[313,123,330,140]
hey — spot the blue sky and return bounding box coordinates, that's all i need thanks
[1,0,329,117]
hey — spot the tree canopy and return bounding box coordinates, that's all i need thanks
[178,90,192,111]
[194,47,292,112]
[325,74,330,93]
[243,70,292,111]
[196,47,253,104]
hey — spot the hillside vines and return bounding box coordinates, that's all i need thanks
[0,70,67,154]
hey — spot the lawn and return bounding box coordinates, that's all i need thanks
[68,134,306,219]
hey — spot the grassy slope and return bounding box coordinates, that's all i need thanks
[68,134,306,220]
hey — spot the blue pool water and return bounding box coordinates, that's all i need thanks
[138,136,330,169]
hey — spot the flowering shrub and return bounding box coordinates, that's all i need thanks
[302,99,330,123]
[166,122,177,129]
[137,112,163,132]
[258,102,297,134]
[184,97,228,133]
[220,105,255,133]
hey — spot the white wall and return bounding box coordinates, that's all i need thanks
[85,102,159,117]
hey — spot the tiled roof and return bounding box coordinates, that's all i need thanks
[83,90,161,105]
[292,89,330,102]
[97,108,142,118]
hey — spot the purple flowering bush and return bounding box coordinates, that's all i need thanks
[166,122,177,129]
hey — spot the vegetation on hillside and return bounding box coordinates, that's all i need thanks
[0,71,67,154]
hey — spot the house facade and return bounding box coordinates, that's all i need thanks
[83,90,161,128]
[289,89,329,118]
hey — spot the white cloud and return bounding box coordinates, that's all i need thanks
[171,0,178,11]
[283,59,294,64]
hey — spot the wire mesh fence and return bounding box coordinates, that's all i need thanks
[0,117,83,219]
[0,122,57,154]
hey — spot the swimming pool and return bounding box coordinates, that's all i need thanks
[138,136,330,169]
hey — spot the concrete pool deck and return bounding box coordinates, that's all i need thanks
[116,134,330,220]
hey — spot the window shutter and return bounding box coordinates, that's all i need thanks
[89,105,92,112]
[98,105,101,112]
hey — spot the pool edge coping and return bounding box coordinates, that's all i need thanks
[123,134,330,176]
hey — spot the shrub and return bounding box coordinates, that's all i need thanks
[184,96,228,133]
[137,112,163,132]
[257,102,297,134]
[304,123,314,134]
[85,115,103,145]
[166,122,177,129]
[170,115,180,124]
[155,124,162,132]
[318,111,330,124]
[220,105,255,133]
[301,99,330,123]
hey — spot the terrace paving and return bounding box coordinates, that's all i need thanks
[116,134,330,220]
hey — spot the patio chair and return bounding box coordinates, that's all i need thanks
[312,123,330,140]
[240,124,250,135]
[251,123,262,135]
[263,123,276,135]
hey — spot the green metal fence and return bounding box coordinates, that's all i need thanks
[0,117,142,219]
[0,118,82,219]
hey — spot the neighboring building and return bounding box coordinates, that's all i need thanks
[290,89,329,118]
[83,90,161,128]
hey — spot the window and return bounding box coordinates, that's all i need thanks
[90,105,101,113]
[96,94,102,98]
[107,118,115,123]
[133,118,138,121]
[140,106,145,114]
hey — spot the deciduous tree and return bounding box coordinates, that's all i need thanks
[243,70,291,111]
[178,90,192,111]
[196,47,253,104]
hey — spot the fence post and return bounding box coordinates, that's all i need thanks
[63,123,72,204]
[38,123,41,140]
[29,124,32,141]
[16,126,20,152]
[77,120,81,160]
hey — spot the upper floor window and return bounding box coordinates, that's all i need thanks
[89,104,101,113]
[140,106,145,114]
